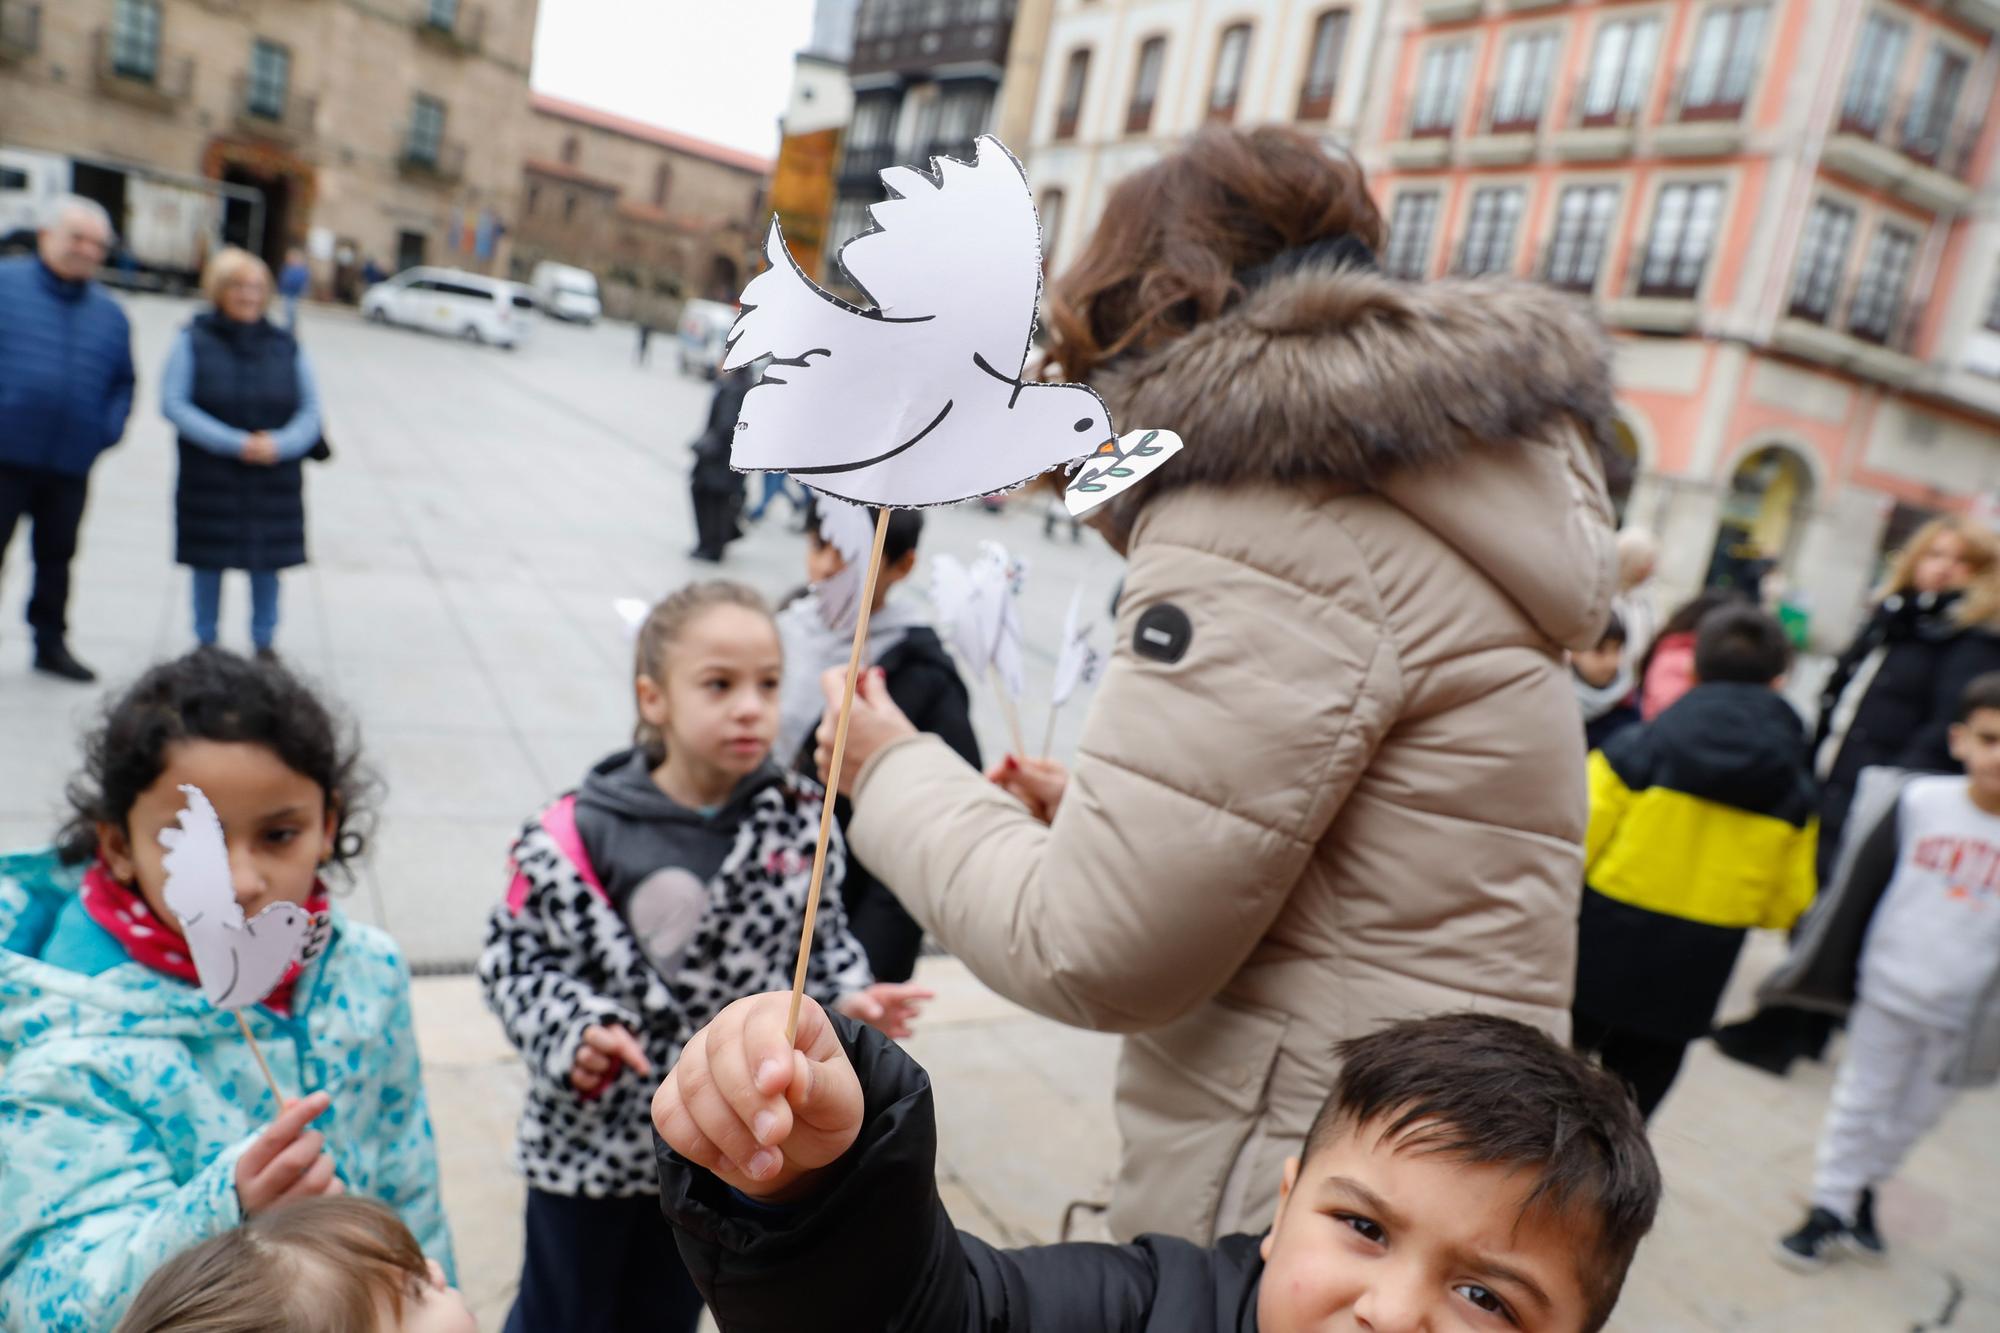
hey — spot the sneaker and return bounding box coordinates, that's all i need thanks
[1775,1207,1847,1272]
[1847,1187,1886,1262]
[32,641,97,684]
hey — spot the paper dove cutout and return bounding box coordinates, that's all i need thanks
[812,496,876,634]
[1066,429,1186,517]
[723,135,1115,508]
[932,544,1026,698]
[1051,586,1103,708]
[614,598,651,643]
[160,785,330,1010]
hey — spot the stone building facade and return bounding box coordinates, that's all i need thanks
[513,93,770,322]
[0,0,540,295]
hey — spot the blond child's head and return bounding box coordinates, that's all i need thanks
[115,1197,472,1333]
[1259,1013,1661,1333]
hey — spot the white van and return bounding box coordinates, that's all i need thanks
[678,299,737,379]
[531,261,602,324]
[360,266,534,349]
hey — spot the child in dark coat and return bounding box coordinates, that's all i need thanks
[655,995,1661,1332]
[1572,604,1818,1120]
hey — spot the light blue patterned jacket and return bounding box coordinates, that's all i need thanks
[0,849,454,1332]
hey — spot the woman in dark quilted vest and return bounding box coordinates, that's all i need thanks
[160,246,322,658]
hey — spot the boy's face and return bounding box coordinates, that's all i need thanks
[1258,1121,1595,1333]
[1571,640,1624,689]
[1948,706,2000,799]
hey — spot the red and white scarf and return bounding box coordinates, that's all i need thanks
[78,860,327,1016]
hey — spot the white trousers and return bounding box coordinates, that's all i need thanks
[1809,998,1961,1222]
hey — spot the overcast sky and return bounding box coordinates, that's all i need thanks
[530,1,817,160]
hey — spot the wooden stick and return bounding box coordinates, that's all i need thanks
[1040,703,1060,764]
[787,507,894,1044]
[234,1009,286,1107]
[990,665,1028,758]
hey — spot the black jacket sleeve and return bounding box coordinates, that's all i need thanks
[1763,802,1901,1014]
[658,1016,1254,1332]
[886,649,982,772]
[1898,631,2000,771]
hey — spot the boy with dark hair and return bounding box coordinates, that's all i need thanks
[775,499,979,981]
[1571,603,1818,1119]
[1766,671,2000,1269]
[1573,611,1639,750]
[655,995,1663,1332]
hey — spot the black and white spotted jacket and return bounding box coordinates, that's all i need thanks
[477,778,873,1198]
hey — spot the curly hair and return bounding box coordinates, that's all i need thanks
[57,648,376,870]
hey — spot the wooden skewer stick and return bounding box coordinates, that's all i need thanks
[990,666,1028,758]
[234,1009,286,1107]
[1040,704,1060,764]
[787,507,894,1044]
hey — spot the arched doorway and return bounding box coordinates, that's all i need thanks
[706,254,740,301]
[1706,443,1815,595]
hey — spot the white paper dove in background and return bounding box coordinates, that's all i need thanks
[614,598,650,643]
[1066,429,1186,517]
[812,496,877,635]
[723,135,1117,508]
[931,544,1026,699]
[160,785,329,1010]
[1051,586,1104,708]
[979,542,1028,702]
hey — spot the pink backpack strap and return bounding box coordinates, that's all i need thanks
[505,793,611,913]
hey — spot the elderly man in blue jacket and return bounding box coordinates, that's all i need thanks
[0,195,135,683]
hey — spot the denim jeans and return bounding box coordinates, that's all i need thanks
[192,568,281,649]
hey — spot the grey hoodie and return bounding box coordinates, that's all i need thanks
[774,590,934,765]
[574,748,784,914]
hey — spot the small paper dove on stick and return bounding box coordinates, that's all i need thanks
[160,784,329,1011]
[723,136,1116,508]
[932,545,1028,753]
[1042,586,1104,758]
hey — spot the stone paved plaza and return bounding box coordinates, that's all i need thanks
[3,296,1993,1330]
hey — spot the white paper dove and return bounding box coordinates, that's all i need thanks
[614,598,651,643]
[811,496,877,635]
[160,785,330,1010]
[1051,586,1103,708]
[1066,429,1186,517]
[932,545,1026,699]
[723,135,1115,508]
[979,543,1027,703]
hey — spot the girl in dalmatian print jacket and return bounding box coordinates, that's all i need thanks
[477,580,929,1333]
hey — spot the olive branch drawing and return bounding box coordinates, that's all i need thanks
[1069,430,1168,494]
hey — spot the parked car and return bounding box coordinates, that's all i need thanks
[678,299,737,379]
[531,261,602,324]
[361,267,532,349]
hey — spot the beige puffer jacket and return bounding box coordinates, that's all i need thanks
[847,263,1619,1243]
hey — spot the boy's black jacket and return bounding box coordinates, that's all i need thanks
[657,1013,1264,1331]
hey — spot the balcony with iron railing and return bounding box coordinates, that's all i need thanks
[850,0,1016,79]
[837,142,897,190]
[1775,280,1925,387]
[1538,238,1607,297]
[1602,241,1709,333]
[1822,91,1977,213]
[0,1,39,62]
[413,2,484,55]
[1552,75,1641,161]
[234,75,317,144]
[1461,87,1542,166]
[1654,63,1758,157]
[398,137,466,184]
[93,29,194,107]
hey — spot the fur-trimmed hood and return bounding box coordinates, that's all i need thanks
[1091,262,1619,649]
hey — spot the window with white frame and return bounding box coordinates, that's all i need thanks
[1384,191,1441,280]
[850,96,896,149]
[1209,23,1252,121]
[1902,43,1969,164]
[1491,29,1560,132]
[1638,181,1724,298]
[406,94,445,166]
[1579,15,1660,125]
[1056,48,1090,139]
[1128,36,1166,133]
[1410,41,1471,136]
[247,39,289,120]
[1788,198,1857,321]
[112,0,161,81]
[1544,184,1619,292]
[1679,3,1768,119]
[1838,12,1907,135]
[1847,224,1918,342]
[1458,186,1524,276]
[1298,9,1349,120]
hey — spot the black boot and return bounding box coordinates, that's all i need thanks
[33,640,97,684]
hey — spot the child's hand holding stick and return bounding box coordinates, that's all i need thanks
[652,992,863,1201]
[234,1091,344,1216]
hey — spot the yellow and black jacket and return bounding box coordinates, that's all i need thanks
[1573,682,1818,1040]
